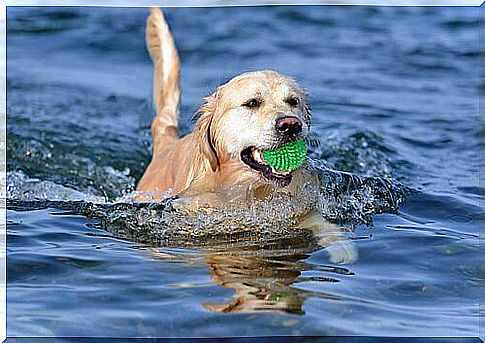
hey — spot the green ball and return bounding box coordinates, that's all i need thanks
[262,140,307,172]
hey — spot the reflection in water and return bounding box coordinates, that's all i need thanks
[149,231,353,314]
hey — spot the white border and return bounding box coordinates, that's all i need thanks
[2,1,482,342]
[4,0,485,6]
[1,1,5,342]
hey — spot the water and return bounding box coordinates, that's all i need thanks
[6,6,481,337]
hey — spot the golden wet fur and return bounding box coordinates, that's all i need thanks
[136,8,315,205]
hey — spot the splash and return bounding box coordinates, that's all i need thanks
[308,130,396,178]
[7,127,409,246]
[7,166,407,248]
[313,162,408,225]
[7,170,105,203]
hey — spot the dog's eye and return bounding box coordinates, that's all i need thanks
[286,97,300,107]
[243,98,261,109]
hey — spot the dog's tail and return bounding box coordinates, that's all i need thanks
[146,7,181,144]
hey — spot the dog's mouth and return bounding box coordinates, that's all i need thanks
[240,147,293,187]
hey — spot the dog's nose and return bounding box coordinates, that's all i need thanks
[275,116,302,136]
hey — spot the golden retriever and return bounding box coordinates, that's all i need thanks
[136,8,357,264]
[136,8,316,205]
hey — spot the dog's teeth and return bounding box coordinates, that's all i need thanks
[272,167,286,175]
[252,149,264,163]
[270,166,291,176]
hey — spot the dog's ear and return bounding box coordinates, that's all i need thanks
[195,92,220,172]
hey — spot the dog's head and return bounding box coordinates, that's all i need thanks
[195,70,311,187]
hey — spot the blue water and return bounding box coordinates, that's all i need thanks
[6,6,481,338]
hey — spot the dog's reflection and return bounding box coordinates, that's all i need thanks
[148,225,356,314]
[202,250,312,314]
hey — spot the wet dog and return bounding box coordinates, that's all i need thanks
[137,8,315,205]
[136,8,357,264]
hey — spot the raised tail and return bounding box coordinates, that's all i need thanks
[146,7,181,145]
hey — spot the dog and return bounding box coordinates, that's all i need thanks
[136,8,357,264]
[137,8,315,204]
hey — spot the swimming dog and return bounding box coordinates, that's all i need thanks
[137,8,315,205]
[136,8,357,264]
